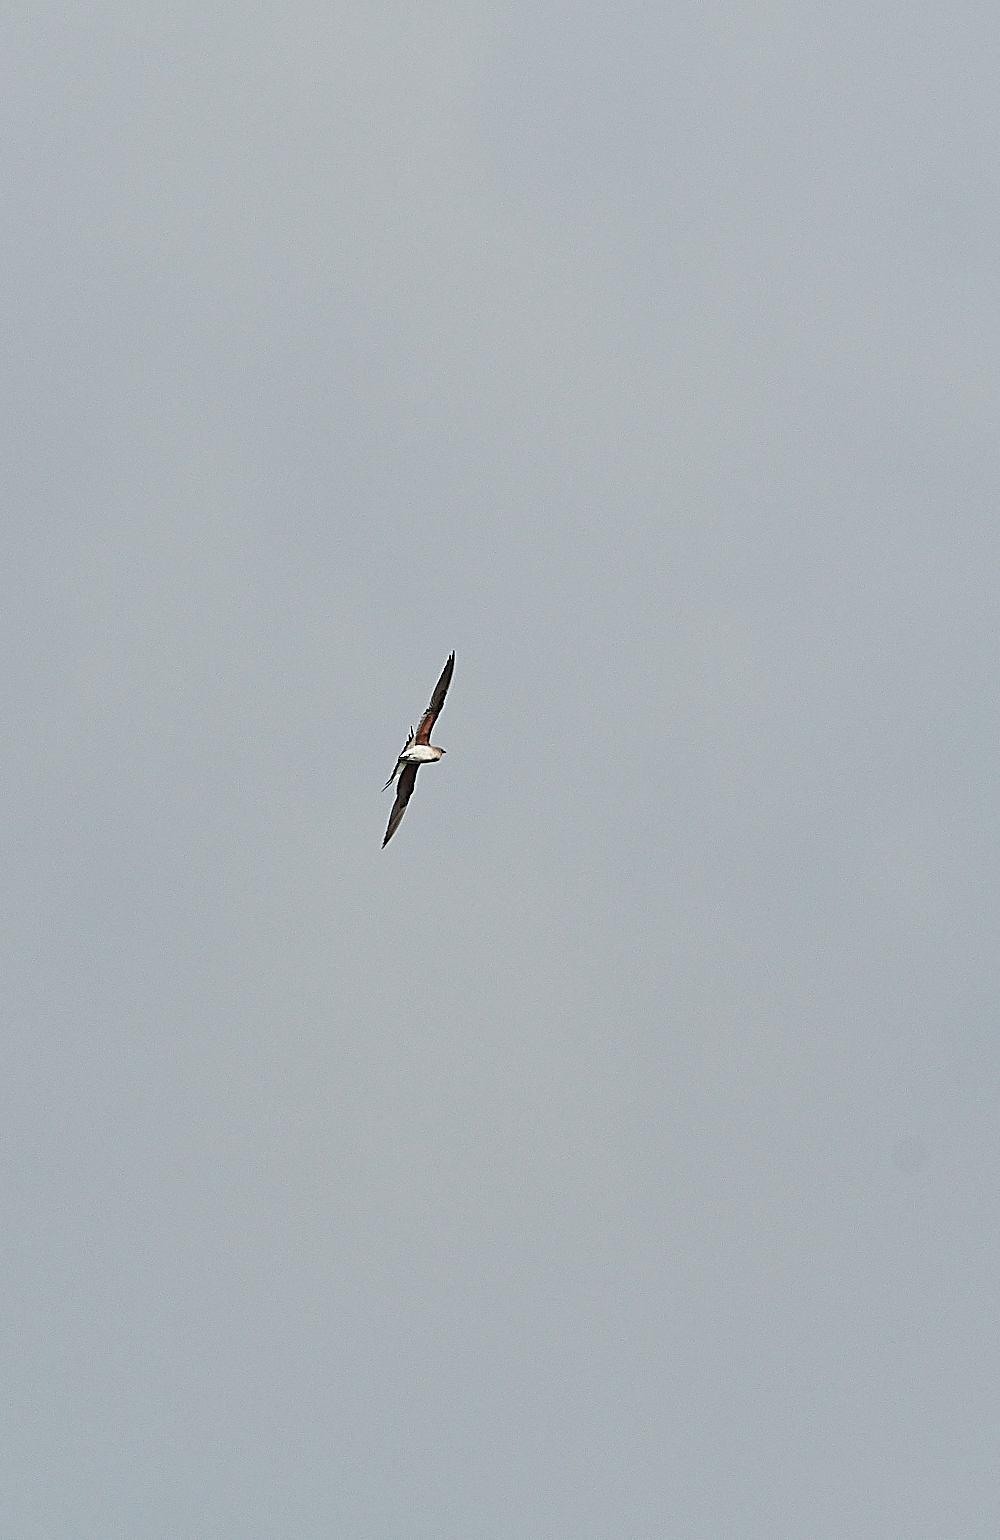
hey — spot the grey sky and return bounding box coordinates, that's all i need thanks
[2,4,997,1536]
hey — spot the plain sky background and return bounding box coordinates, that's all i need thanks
[2,3,998,1536]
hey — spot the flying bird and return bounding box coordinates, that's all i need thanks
[382,652,454,847]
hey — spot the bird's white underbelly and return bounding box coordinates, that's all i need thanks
[403,745,441,764]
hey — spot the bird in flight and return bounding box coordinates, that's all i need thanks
[382,652,455,847]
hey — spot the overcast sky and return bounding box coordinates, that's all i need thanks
[2,4,998,1536]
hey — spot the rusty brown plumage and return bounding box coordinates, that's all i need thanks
[413,652,455,744]
[381,652,455,847]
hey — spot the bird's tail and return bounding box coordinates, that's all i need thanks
[382,728,415,791]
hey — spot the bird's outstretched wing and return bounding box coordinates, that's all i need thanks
[414,652,455,745]
[383,763,419,847]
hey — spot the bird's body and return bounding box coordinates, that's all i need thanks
[387,742,444,778]
[382,653,454,846]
